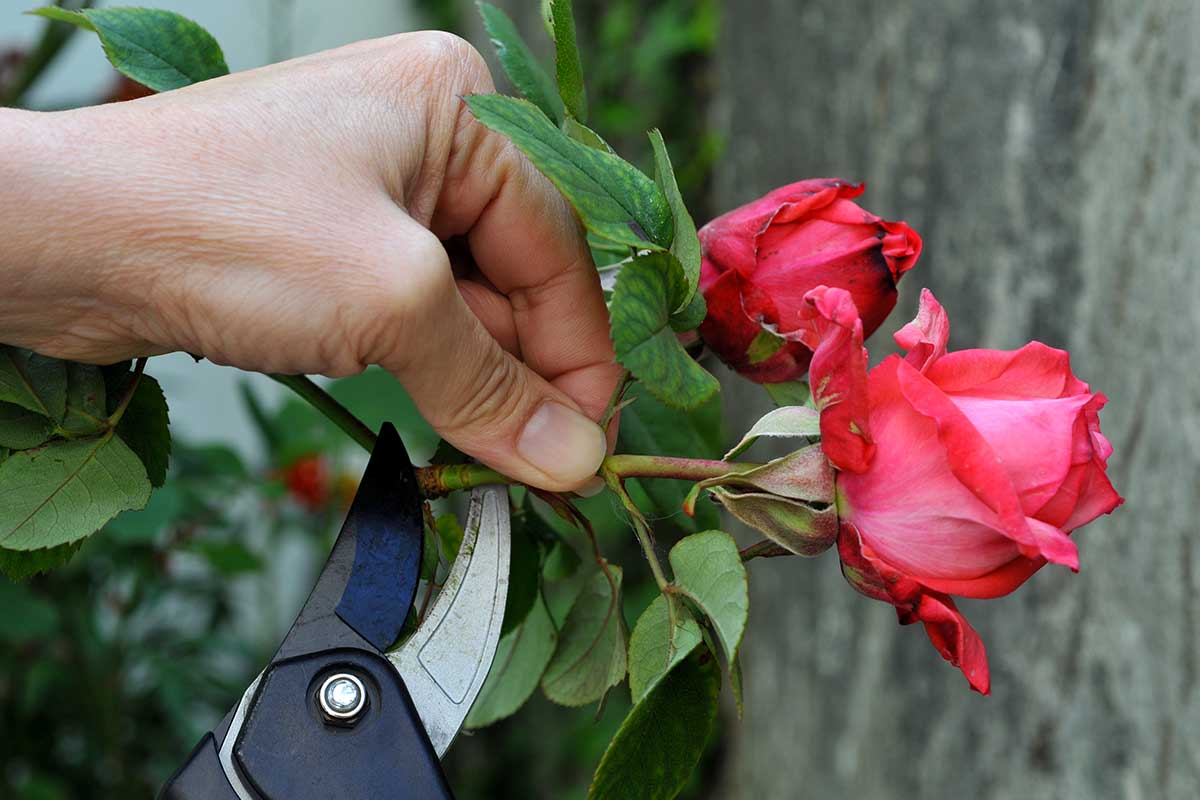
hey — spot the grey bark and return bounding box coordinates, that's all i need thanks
[713,1,1200,798]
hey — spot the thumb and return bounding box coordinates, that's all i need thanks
[368,222,608,492]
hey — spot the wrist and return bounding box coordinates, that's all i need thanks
[0,105,157,358]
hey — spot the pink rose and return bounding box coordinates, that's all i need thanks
[800,287,1122,693]
[697,179,921,383]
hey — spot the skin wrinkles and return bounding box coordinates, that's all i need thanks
[0,32,617,491]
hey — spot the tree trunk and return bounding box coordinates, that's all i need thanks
[713,1,1200,798]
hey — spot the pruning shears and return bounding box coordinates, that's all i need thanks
[158,424,511,799]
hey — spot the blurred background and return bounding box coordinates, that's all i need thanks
[1,1,1196,798]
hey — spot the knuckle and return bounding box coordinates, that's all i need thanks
[408,31,492,93]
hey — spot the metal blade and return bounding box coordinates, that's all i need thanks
[389,484,511,756]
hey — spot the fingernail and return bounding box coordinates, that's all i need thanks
[575,476,606,498]
[518,402,607,487]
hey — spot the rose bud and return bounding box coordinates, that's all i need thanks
[798,287,1122,694]
[697,179,922,383]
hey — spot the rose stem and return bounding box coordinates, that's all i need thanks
[270,373,762,498]
[269,373,378,453]
[601,467,672,593]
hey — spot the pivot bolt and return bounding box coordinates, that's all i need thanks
[319,673,367,724]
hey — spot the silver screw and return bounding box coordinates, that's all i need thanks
[319,673,367,722]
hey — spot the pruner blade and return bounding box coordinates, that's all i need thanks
[389,484,511,756]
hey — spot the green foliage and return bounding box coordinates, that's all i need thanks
[479,2,564,124]
[115,374,171,487]
[669,290,707,334]
[0,429,320,798]
[0,352,170,579]
[542,566,628,706]
[326,368,439,459]
[564,116,615,152]
[0,540,83,582]
[627,594,701,703]
[616,384,723,532]
[501,520,542,636]
[61,363,108,436]
[745,329,786,366]
[574,0,722,204]
[189,538,262,576]
[725,404,821,459]
[668,530,748,675]
[465,94,672,250]
[0,435,150,555]
[436,511,465,562]
[0,403,54,449]
[648,129,701,307]
[610,253,719,409]
[30,6,229,91]
[547,0,588,121]
[0,579,59,644]
[420,509,441,581]
[763,379,813,408]
[466,594,558,728]
[587,649,720,800]
[0,346,67,420]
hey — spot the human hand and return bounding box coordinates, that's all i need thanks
[0,32,617,491]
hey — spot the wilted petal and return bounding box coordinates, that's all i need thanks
[912,593,990,695]
[895,288,949,373]
[798,286,874,473]
[709,488,837,556]
[702,445,834,502]
[837,524,990,693]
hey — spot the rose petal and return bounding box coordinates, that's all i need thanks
[917,556,1046,599]
[913,593,991,695]
[749,241,898,340]
[837,524,991,694]
[895,359,1079,569]
[895,287,949,373]
[951,393,1094,514]
[838,360,1023,578]
[798,286,874,472]
[926,341,1089,400]
[1061,469,1124,532]
[699,179,863,278]
[878,220,923,277]
[754,179,865,229]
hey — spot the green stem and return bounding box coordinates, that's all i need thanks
[415,453,761,498]
[415,453,759,498]
[108,357,146,426]
[269,374,377,453]
[601,453,757,482]
[601,467,671,593]
[739,539,791,562]
[417,463,511,498]
[598,368,633,432]
[269,372,764,503]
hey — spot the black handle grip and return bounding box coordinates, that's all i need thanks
[157,733,242,800]
[234,649,453,800]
